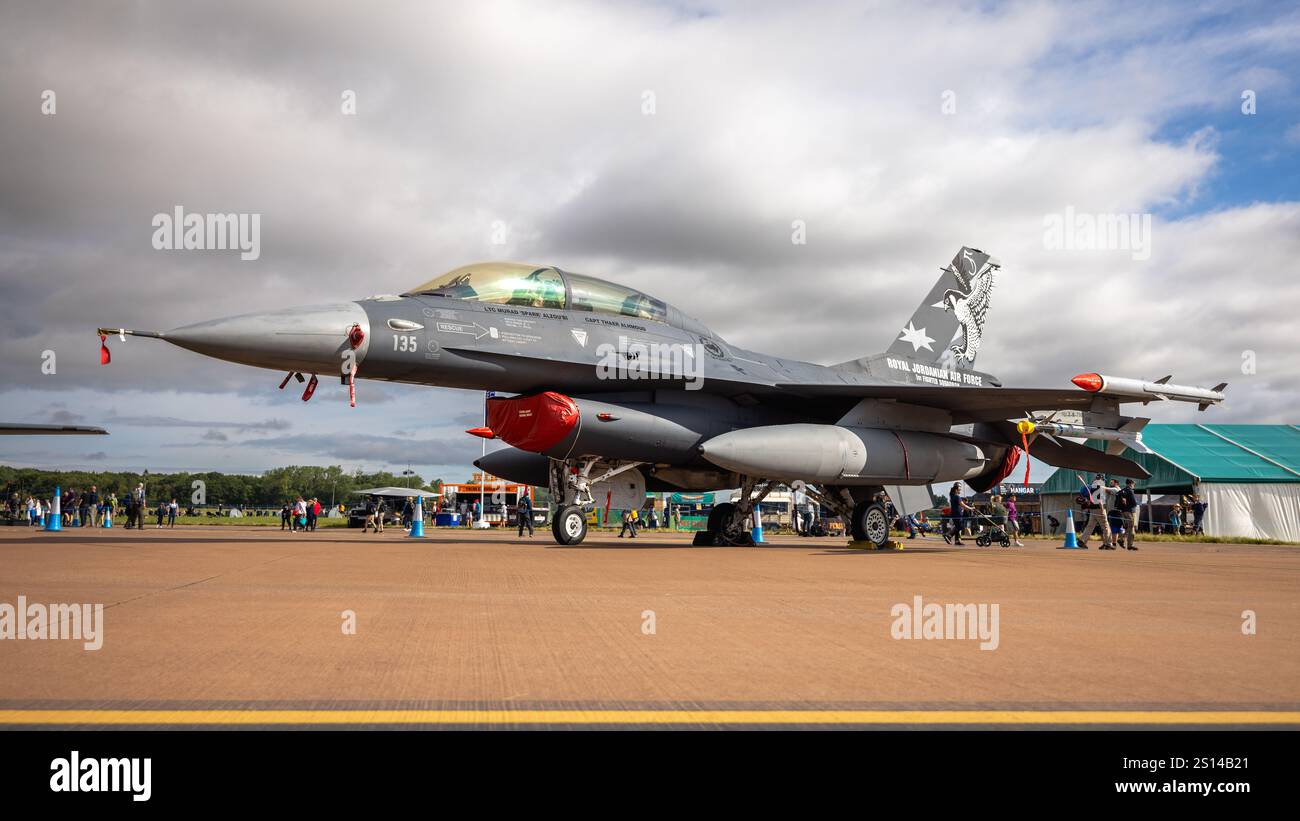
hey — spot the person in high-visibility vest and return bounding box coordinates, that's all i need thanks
[619,508,639,538]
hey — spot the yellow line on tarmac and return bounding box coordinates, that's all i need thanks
[2,709,1299,726]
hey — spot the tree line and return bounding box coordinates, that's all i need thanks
[0,464,442,509]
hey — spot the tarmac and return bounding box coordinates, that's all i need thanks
[1,525,1297,728]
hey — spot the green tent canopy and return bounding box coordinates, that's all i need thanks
[1041,424,1300,494]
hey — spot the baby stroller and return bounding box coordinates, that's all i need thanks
[972,511,1012,547]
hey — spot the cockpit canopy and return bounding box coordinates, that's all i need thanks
[405,262,679,325]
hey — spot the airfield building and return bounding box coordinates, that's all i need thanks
[1039,424,1300,542]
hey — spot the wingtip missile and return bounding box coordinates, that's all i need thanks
[1071,372,1226,407]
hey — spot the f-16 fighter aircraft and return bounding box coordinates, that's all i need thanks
[0,424,107,435]
[99,247,1226,546]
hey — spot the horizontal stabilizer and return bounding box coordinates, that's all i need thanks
[1028,433,1150,479]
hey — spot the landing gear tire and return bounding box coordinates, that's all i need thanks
[850,502,890,549]
[707,502,736,533]
[703,502,755,546]
[552,505,588,546]
[692,531,716,546]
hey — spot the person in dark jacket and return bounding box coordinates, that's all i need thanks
[85,486,100,527]
[1115,479,1139,550]
[516,493,534,537]
[948,483,974,545]
[1191,494,1207,534]
[363,497,386,533]
[128,483,147,530]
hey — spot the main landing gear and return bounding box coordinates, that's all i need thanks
[849,500,890,548]
[692,476,775,546]
[801,484,891,549]
[545,457,644,546]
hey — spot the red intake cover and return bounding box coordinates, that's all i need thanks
[486,391,580,453]
[967,445,1022,493]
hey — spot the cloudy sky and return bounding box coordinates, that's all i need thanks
[1,0,1297,482]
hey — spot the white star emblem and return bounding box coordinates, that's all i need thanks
[570,329,588,347]
[898,321,935,352]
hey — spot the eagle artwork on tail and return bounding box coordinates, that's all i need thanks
[939,251,996,365]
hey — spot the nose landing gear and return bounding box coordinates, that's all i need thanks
[545,457,644,546]
[552,505,588,545]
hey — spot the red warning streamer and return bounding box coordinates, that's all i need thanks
[346,323,364,408]
[99,334,110,365]
[1021,432,1031,485]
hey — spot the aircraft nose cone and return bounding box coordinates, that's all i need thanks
[164,302,371,373]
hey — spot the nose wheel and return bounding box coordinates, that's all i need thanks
[551,505,588,546]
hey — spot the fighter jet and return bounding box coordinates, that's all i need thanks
[0,424,107,435]
[99,247,1226,546]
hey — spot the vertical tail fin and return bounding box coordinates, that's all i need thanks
[885,246,1000,370]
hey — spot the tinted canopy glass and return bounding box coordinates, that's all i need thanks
[565,272,667,322]
[406,262,673,324]
[406,263,565,309]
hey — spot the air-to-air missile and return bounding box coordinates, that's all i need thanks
[1071,372,1228,410]
[1015,417,1151,456]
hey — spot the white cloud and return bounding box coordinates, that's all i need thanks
[1,0,1297,478]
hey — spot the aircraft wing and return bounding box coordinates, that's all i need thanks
[0,423,108,435]
[1025,432,1151,478]
[774,383,1103,423]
